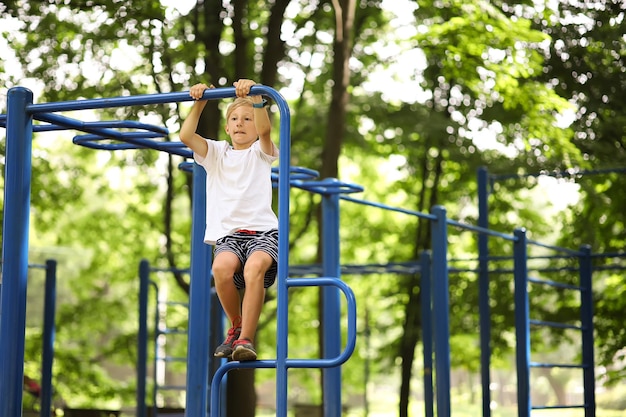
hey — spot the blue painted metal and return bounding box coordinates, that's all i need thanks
[321,192,342,417]
[513,228,531,417]
[579,245,596,417]
[137,259,150,417]
[477,166,492,417]
[419,251,434,417]
[40,259,57,417]
[274,87,292,417]
[430,206,451,417]
[186,163,213,417]
[149,280,160,417]
[209,277,357,417]
[0,86,34,417]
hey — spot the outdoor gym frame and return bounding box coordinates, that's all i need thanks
[0,85,361,417]
[1,86,597,417]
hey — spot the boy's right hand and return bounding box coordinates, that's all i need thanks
[189,83,215,101]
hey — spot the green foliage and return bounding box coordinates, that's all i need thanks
[2,0,625,412]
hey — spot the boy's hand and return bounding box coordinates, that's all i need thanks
[233,79,257,97]
[189,83,215,100]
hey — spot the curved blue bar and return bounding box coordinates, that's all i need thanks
[291,177,364,194]
[209,277,357,417]
[73,135,192,158]
[270,166,320,183]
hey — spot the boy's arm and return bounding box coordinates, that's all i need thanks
[179,84,213,157]
[234,79,276,156]
[253,103,275,156]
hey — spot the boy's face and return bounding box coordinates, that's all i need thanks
[225,105,258,149]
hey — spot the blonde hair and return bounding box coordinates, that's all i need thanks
[225,97,254,119]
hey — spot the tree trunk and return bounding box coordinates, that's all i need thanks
[398,136,444,417]
[317,0,357,408]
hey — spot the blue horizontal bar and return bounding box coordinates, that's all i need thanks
[528,276,582,291]
[291,178,363,195]
[271,166,319,181]
[35,112,141,139]
[527,238,584,255]
[340,195,436,220]
[447,218,518,241]
[532,404,587,410]
[530,362,585,369]
[529,319,582,331]
[23,85,277,114]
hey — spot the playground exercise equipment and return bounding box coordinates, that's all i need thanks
[1,85,603,417]
[0,85,359,417]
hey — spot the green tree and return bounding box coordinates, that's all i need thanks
[531,0,626,385]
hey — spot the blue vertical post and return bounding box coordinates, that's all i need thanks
[477,166,492,417]
[579,245,596,417]
[186,163,213,417]
[321,192,342,417]
[40,259,57,417]
[430,206,451,417]
[137,259,150,417]
[513,228,531,417]
[0,86,34,417]
[419,251,434,417]
[274,94,292,417]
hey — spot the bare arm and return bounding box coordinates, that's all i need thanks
[179,83,214,157]
[234,79,275,156]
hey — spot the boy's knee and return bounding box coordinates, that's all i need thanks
[212,261,236,281]
[243,259,271,279]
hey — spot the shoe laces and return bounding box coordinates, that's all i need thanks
[224,317,242,344]
[233,338,253,348]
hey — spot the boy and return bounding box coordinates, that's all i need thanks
[180,79,279,361]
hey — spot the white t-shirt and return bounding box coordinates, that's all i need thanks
[194,139,279,244]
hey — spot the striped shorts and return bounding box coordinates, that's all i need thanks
[213,229,279,290]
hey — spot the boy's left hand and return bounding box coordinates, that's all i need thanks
[234,79,257,97]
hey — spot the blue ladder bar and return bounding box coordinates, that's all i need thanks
[419,251,434,417]
[477,166,492,417]
[430,206,451,417]
[321,192,342,417]
[185,162,214,417]
[137,260,151,417]
[513,228,531,417]
[209,277,357,417]
[579,245,596,417]
[40,260,57,417]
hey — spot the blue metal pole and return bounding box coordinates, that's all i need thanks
[419,251,434,417]
[513,228,531,417]
[40,259,57,417]
[150,281,160,417]
[0,86,34,417]
[477,167,492,417]
[430,205,451,417]
[321,192,342,417]
[137,259,150,417]
[186,163,213,417]
[579,245,596,417]
[275,92,292,417]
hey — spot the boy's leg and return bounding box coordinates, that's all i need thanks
[232,251,273,361]
[212,251,244,358]
[239,250,274,341]
[212,251,242,323]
